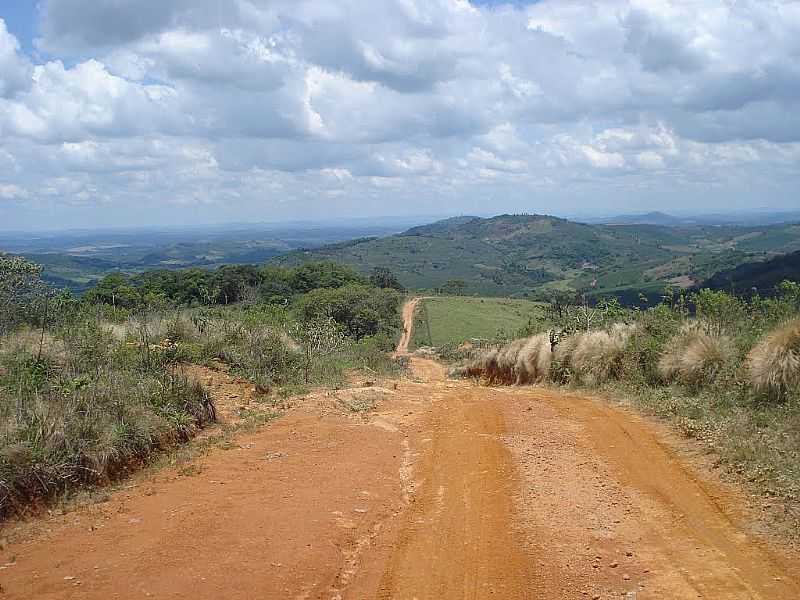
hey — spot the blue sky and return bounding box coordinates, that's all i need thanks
[0,0,799,230]
[1,3,36,54]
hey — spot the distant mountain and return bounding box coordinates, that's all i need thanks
[703,250,800,295]
[3,221,419,290]
[274,214,800,298]
[597,211,686,226]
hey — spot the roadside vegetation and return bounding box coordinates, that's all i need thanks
[0,256,403,520]
[454,283,800,534]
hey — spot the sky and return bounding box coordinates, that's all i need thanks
[0,0,799,230]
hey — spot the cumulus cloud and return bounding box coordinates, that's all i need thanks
[0,0,798,227]
[0,20,32,98]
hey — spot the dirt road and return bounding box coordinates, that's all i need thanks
[2,303,799,598]
[395,296,421,353]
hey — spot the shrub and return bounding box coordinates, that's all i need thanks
[746,319,800,400]
[621,305,682,385]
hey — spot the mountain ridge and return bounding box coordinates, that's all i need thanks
[274,214,800,298]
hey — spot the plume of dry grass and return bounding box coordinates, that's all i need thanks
[515,333,552,384]
[746,319,800,399]
[460,347,495,379]
[459,341,518,384]
[493,338,526,384]
[460,324,637,387]
[569,325,636,386]
[658,322,732,386]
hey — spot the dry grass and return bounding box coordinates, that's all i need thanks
[553,334,577,369]
[746,319,800,399]
[569,326,635,385]
[457,322,635,388]
[658,322,732,385]
[514,334,552,384]
[462,332,553,385]
[0,328,67,365]
[494,338,526,384]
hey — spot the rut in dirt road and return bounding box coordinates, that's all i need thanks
[2,347,799,597]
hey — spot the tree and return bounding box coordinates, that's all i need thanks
[213,265,261,304]
[546,290,574,321]
[692,288,745,336]
[290,262,367,294]
[441,279,467,296]
[369,267,404,292]
[258,265,295,304]
[288,317,346,383]
[0,255,47,336]
[83,273,141,308]
[294,284,401,339]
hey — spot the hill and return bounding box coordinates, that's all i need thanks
[275,214,800,298]
[703,250,800,295]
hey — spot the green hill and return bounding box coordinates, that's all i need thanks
[703,250,800,295]
[275,214,800,298]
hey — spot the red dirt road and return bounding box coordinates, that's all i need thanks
[395,297,421,353]
[2,308,799,598]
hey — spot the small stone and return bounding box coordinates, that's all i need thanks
[623,574,631,581]
[64,576,76,581]
[609,561,619,568]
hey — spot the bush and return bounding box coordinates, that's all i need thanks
[294,284,400,340]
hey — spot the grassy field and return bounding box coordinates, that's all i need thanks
[410,296,544,348]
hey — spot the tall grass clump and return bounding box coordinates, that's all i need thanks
[746,319,800,400]
[514,333,552,384]
[658,322,733,387]
[569,324,637,386]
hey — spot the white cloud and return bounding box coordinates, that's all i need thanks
[0,0,798,227]
[581,146,626,170]
[0,20,32,98]
[0,184,28,200]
